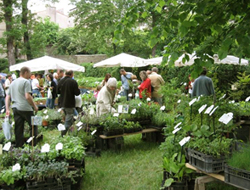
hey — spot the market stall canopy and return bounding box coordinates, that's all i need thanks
[9,56,85,72]
[214,55,249,65]
[145,57,163,65]
[93,53,147,68]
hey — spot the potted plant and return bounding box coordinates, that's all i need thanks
[100,115,124,136]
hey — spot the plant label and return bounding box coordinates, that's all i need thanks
[180,82,183,85]
[209,106,219,116]
[189,98,197,106]
[91,129,97,135]
[41,143,50,153]
[138,102,142,107]
[57,124,66,131]
[58,108,62,112]
[219,112,233,125]
[113,113,119,117]
[172,127,181,134]
[45,115,49,120]
[1,109,4,113]
[26,136,34,143]
[128,93,133,97]
[229,100,235,104]
[174,122,182,129]
[11,122,15,127]
[131,109,136,114]
[118,105,123,113]
[56,143,63,150]
[198,104,207,114]
[87,91,90,94]
[219,94,226,100]
[43,110,48,114]
[0,144,2,155]
[205,105,214,114]
[179,136,191,146]
[183,82,187,86]
[117,95,121,99]
[135,93,139,97]
[31,116,42,126]
[177,99,181,104]
[89,108,95,115]
[78,126,82,131]
[12,163,21,172]
[160,106,165,111]
[147,98,151,102]
[3,142,11,151]
[246,96,250,102]
[40,102,43,105]
[76,121,83,127]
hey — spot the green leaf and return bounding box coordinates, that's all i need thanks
[155,6,162,13]
[141,12,148,18]
[164,178,174,187]
[159,0,165,8]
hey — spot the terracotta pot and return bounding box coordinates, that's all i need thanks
[42,120,48,126]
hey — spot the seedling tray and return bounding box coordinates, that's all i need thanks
[188,148,225,173]
[224,165,250,190]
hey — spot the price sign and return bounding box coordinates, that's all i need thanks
[179,136,191,146]
[118,105,123,113]
[57,124,66,131]
[56,143,63,150]
[205,105,214,114]
[41,143,50,153]
[198,104,207,114]
[189,98,197,106]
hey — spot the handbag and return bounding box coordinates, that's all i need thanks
[2,116,12,140]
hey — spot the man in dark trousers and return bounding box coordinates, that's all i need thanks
[57,70,80,136]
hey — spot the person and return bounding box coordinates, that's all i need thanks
[57,70,80,136]
[57,69,65,83]
[101,73,111,87]
[31,73,43,97]
[191,68,215,98]
[94,85,102,99]
[46,73,57,109]
[186,75,195,97]
[138,71,151,99]
[53,72,58,85]
[149,67,165,105]
[131,75,141,99]
[38,74,45,97]
[0,75,5,112]
[120,69,133,101]
[96,77,117,117]
[4,74,12,96]
[5,67,38,148]
[146,70,152,75]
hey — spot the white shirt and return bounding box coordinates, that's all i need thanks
[31,78,39,90]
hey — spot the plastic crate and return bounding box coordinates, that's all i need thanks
[188,148,225,173]
[224,165,250,190]
[26,180,71,190]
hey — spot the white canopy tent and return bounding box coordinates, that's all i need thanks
[93,53,147,68]
[214,55,249,65]
[9,56,85,72]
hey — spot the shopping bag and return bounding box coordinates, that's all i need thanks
[47,88,52,99]
[2,117,12,140]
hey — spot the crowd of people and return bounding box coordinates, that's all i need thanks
[2,65,215,148]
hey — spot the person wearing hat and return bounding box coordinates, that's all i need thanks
[96,77,117,117]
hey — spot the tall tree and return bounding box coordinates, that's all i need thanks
[2,0,16,65]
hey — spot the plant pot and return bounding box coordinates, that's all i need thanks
[42,120,48,126]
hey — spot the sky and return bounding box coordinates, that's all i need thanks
[28,0,75,15]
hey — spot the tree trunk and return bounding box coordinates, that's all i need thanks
[22,0,32,60]
[3,0,16,66]
[151,11,158,57]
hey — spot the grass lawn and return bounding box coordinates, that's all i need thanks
[80,134,163,190]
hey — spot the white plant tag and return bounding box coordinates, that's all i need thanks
[131,109,136,114]
[219,94,226,100]
[113,113,119,117]
[11,122,15,127]
[219,112,233,125]
[147,97,151,102]
[41,143,50,153]
[45,115,49,120]
[40,102,43,105]
[117,95,121,99]
[91,129,97,135]
[43,110,48,114]
[12,163,21,172]
[172,127,181,134]
[205,105,214,114]
[198,104,207,114]
[89,108,95,115]
[209,106,219,116]
[135,93,139,97]
[118,105,123,113]
[177,99,181,104]
[76,121,83,127]
[160,106,165,111]
[179,136,191,146]
[58,108,62,112]
[128,93,133,97]
[189,98,197,106]
[138,102,142,107]
[26,136,34,143]
[78,126,82,131]
[1,109,4,113]
[229,100,235,104]
[174,122,182,129]
[32,116,42,125]
[56,143,63,150]
[3,142,11,151]
[57,123,66,131]
[245,96,250,102]
[183,82,187,86]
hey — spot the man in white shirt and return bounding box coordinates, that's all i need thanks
[31,74,43,97]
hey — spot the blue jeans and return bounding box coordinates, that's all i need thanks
[0,97,5,112]
[123,89,129,101]
[61,108,74,136]
[46,98,55,109]
[32,89,41,98]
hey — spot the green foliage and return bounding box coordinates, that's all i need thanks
[0,168,23,186]
[0,58,9,73]
[227,144,250,171]
[100,114,124,132]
